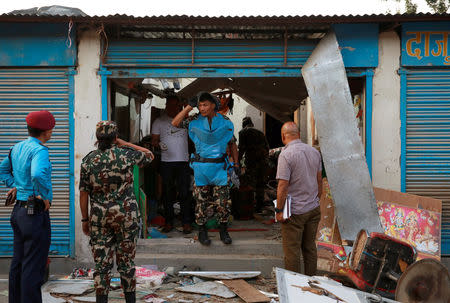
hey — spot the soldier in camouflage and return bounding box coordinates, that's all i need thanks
[79,121,153,303]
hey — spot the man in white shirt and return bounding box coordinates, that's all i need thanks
[152,96,192,234]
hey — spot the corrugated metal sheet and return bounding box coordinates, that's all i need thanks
[105,39,317,67]
[0,12,450,26]
[0,68,71,256]
[405,69,450,254]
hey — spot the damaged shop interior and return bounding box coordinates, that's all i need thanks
[108,75,367,241]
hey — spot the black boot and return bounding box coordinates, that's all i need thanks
[198,225,211,246]
[124,292,136,303]
[96,294,108,303]
[219,223,232,244]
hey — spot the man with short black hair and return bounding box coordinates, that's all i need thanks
[0,110,55,303]
[172,92,238,246]
[276,122,322,276]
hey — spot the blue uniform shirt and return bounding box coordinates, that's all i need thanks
[0,137,53,202]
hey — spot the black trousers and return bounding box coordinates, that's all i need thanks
[160,161,192,225]
[9,203,51,303]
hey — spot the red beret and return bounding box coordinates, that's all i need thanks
[26,111,55,130]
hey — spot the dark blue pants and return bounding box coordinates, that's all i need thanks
[160,161,193,225]
[9,203,51,303]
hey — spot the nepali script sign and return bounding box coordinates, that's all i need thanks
[402,22,450,66]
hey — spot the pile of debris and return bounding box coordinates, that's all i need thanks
[42,268,278,303]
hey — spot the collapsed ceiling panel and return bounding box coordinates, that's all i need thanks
[178,77,307,122]
[112,77,307,122]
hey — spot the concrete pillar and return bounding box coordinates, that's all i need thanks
[372,31,401,191]
[74,28,102,263]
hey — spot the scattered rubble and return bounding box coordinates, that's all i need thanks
[176,281,236,299]
[178,271,261,280]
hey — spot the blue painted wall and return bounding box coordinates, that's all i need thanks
[333,24,379,68]
[0,23,76,66]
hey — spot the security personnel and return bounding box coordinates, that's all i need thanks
[0,111,54,303]
[172,92,239,246]
[238,117,269,213]
[79,121,153,303]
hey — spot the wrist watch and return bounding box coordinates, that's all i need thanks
[81,218,89,222]
[274,207,283,213]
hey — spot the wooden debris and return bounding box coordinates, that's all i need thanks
[222,279,270,303]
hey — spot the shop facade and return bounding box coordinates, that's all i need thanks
[0,13,449,262]
[400,21,450,254]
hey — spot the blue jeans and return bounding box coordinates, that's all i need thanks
[9,203,51,303]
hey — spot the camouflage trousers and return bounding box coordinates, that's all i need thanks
[193,185,231,225]
[90,222,138,295]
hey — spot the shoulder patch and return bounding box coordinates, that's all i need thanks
[220,114,231,121]
[82,150,97,161]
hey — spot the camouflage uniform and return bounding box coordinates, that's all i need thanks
[238,126,269,208]
[79,121,152,295]
[180,113,233,225]
[193,185,231,225]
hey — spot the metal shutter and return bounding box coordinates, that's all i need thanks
[104,39,317,67]
[0,68,71,256]
[406,69,450,255]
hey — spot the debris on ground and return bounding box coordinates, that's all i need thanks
[136,266,167,288]
[68,267,94,280]
[275,267,399,303]
[178,271,261,280]
[221,279,270,302]
[176,281,236,299]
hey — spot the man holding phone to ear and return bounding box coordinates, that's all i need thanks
[0,110,54,303]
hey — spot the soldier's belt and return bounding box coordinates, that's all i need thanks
[191,153,226,163]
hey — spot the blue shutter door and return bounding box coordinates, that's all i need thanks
[406,69,450,255]
[104,39,317,67]
[0,68,71,256]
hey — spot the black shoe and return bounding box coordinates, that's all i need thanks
[198,225,211,246]
[219,223,232,245]
[124,292,136,303]
[183,223,193,234]
[96,294,108,303]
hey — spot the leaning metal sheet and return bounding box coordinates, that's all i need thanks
[301,31,383,240]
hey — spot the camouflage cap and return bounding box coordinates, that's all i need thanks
[96,120,118,136]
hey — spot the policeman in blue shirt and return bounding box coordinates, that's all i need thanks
[0,110,54,303]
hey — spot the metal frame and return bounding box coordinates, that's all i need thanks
[347,68,374,177]
[399,68,408,193]
[99,67,112,120]
[67,67,76,257]
[99,66,373,175]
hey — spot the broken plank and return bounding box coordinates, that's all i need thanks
[222,279,270,303]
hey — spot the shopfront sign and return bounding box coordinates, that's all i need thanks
[402,22,450,66]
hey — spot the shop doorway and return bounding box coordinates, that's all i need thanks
[106,75,368,241]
